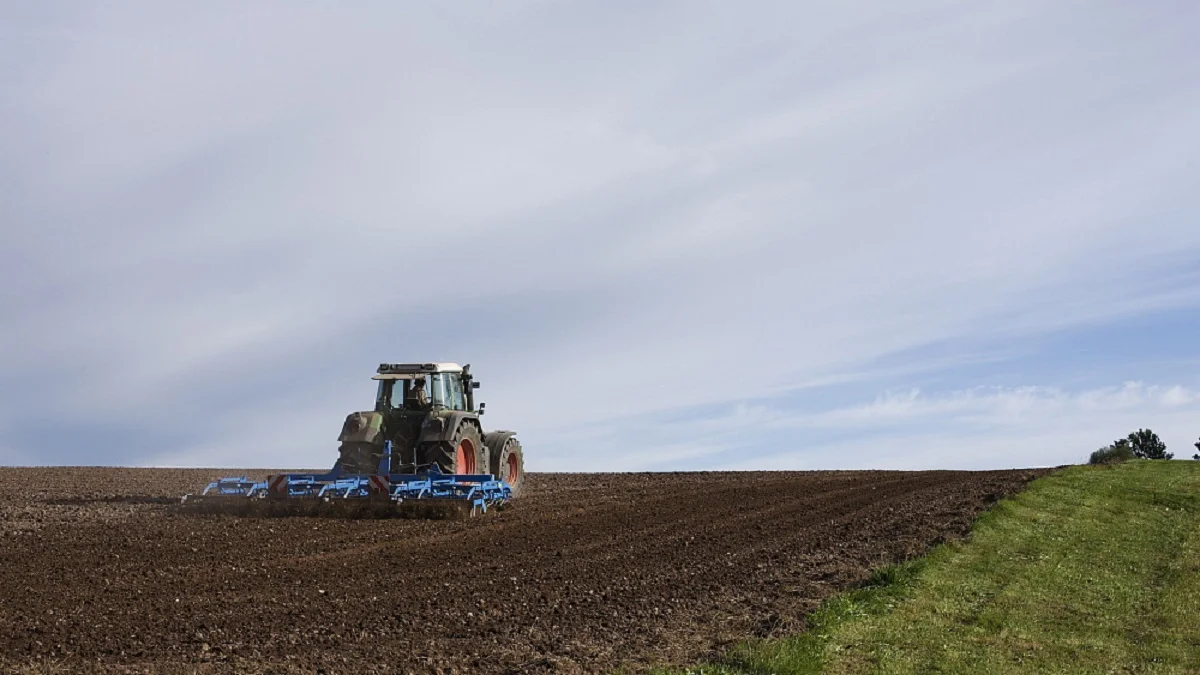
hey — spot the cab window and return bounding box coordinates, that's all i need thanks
[431,373,466,410]
[377,380,411,410]
[448,374,465,410]
[430,375,445,407]
[376,380,389,410]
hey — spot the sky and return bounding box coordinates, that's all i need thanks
[2,2,1199,471]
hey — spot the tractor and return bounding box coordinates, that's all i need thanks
[181,362,524,515]
[337,362,525,494]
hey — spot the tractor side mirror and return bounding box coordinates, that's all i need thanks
[472,381,481,389]
[478,402,486,415]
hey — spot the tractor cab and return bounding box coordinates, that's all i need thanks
[372,362,480,414]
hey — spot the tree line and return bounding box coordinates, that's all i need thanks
[1088,430,1200,464]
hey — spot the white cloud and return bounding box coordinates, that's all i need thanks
[1160,386,1196,407]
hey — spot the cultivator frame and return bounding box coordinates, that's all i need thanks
[181,441,513,517]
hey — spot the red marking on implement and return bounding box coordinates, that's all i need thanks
[267,475,289,498]
[368,476,390,497]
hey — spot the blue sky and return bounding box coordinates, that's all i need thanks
[2,2,1198,471]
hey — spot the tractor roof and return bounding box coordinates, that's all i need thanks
[373,362,464,380]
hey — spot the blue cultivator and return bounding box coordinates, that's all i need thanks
[181,441,513,517]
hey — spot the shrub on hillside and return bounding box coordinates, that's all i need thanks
[1090,429,1174,464]
[1090,441,1135,465]
[1128,429,1171,460]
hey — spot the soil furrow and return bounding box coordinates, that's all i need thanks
[0,467,1046,673]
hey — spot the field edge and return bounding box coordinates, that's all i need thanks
[654,460,1200,675]
[647,477,1019,675]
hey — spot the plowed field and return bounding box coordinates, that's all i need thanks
[0,467,1045,673]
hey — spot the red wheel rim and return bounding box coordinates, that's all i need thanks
[455,439,476,475]
[506,452,519,484]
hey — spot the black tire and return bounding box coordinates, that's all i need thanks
[489,437,524,496]
[420,423,487,475]
[337,441,383,475]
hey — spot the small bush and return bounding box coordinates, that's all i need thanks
[1090,430,1174,464]
[1128,428,1171,460]
[1090,443,1135,465]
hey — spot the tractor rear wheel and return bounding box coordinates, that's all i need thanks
[489,437,525,495]
[421,423,487,475]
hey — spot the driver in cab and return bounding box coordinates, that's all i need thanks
[406,377,430,409]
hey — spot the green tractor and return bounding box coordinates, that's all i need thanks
[336,363,525,494]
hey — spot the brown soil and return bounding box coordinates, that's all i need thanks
[0,467,1046,674]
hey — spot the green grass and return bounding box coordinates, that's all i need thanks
[660,461,1200,675]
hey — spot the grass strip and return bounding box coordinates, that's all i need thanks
[660,460,1200,675]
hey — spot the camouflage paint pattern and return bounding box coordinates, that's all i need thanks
[338,411,385,445]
